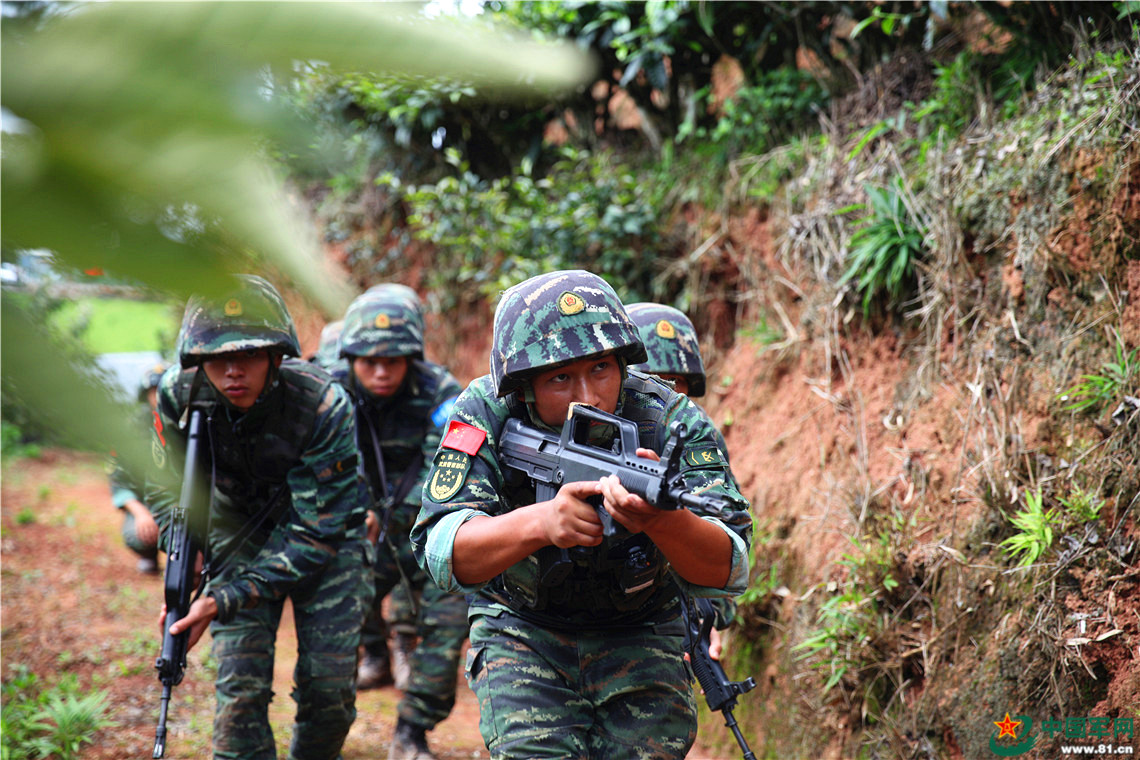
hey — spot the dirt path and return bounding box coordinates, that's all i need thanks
[1,450,731,759]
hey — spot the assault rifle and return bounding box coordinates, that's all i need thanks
[153,407,208,758]
[683,596,757,760]
[499,402,730,538]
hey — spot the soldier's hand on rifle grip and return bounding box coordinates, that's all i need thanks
[541,480,605,548]
[168,595,218,651]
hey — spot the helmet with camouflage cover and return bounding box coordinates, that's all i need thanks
[311,320,344,370]
[138,360,172,403]
[339,286,425,359]
[364,283,423,319]
[626,302,707,397]
[177,274,300,368]
[491,270,647,397]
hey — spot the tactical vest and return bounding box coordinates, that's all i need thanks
[488,372,680,630]
[350,360,438,494]
[173,359,329,551]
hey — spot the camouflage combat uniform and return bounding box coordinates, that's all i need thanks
[148,275,373,760]
[336,288,469,743]
[309,319,344,371]
[110,361,169,566]
[627,302,737,630]
[412,271,753,759]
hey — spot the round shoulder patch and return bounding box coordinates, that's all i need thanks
[558,291,585,316]
[427,449,471,502]
[656,319,676,339]
[224,298,243,317]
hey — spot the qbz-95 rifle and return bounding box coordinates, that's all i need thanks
[152,407,208,758]
[684,596,757,760]
[499,402,729,537]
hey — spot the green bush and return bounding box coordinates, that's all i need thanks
[398,146,661,308]
[1000,489,1057,567]
[1,421,43,462]
[838,178,926,317]
[1,668,116,760]
[1059,338,1139,415]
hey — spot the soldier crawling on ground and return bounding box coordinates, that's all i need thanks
[149,274,373,760]
[413,270,753,759]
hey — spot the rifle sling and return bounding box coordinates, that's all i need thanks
[358,401,422,618]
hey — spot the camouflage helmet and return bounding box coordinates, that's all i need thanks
[491,270,647,397]
[311,320,344,370]
[364,283,423,320]
[177,274,300,368]
[138,360,172,403]
[339,286,425,359]
[626,302,707,397]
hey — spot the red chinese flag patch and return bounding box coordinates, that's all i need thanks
[441,420,486,456]
[153,410,166,447]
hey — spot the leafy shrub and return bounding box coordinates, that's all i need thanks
[398,147,661,308]
[679,68,829,157]
[2,421,43,461]
[794,532,899,694]
[1059,487,1103,524]
[838,178,926,316]
[1000,489,1057,567]
[1,668,116,760]
[1059,338,1139,414]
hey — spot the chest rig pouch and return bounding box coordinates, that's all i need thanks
[493,375,676,625]
[175,361,324,541]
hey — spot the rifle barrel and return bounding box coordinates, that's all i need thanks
[153,684,171,758]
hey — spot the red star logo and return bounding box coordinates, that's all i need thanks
[994,713,1022,739]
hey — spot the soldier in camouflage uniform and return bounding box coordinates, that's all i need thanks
[149,274,374,760]
[109,360,169,574]
[412,270,753,759]
[308,319,344,371]
[335,285,468,760]
[626,302,738,650]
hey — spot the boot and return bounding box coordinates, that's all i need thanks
[392,632,417,691]
[388,717,437,760]
[356,647,394,690]
[137,549,159,575]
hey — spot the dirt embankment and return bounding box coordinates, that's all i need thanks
[679,156,1140,757]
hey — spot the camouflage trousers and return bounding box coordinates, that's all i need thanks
[465,609,696,759]
[208,537,374,760]
[364,526,469,730]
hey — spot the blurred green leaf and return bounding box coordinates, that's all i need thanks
[1,1,592,459]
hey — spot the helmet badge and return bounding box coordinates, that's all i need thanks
[374,313,391,329]
[558,292,585,316]
[224,299,243,317]
[656,319,676,340]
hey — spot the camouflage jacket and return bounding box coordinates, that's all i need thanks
[332,359,461,532]
[412,370,752,627]
[110,406,153,509]
[148,359,369,624]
